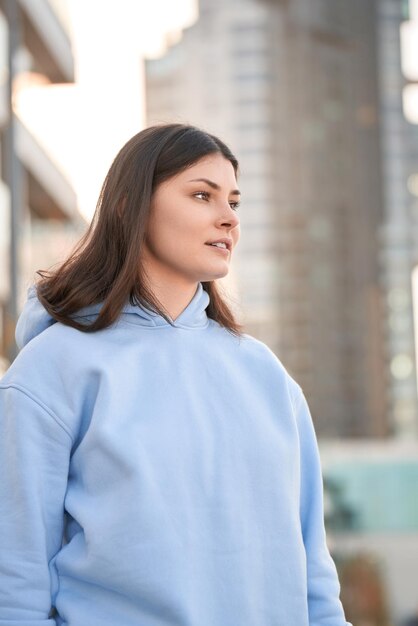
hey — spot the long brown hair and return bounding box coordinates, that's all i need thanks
[36,123,244,336]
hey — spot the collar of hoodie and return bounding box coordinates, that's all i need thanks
[15,282,211,349]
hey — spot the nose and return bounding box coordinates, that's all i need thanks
[217,203,240,229]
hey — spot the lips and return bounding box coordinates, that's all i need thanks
[205,238,232,251]
[205,243,229,254]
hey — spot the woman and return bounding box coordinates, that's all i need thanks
[0,123,351,626]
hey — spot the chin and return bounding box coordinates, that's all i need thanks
[201,268,230,281]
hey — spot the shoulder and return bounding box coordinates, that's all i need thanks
[1,321,119,441]
[238,331,284,362]
[15,315,121,363]
[9,321,98,375]
[241,331,298,378]
[213,325,303,406]
[208,321,277,361]
[2,320,113,407]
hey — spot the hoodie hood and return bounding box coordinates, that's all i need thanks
[15,283,211,349]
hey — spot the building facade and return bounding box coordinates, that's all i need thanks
[0,0,86,369]
[145,0,394,438]
[376,0,418,439]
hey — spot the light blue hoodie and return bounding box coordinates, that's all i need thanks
[0,283,351,626]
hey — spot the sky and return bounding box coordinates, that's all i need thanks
[14,0,197,221]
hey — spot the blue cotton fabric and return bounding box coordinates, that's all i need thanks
[0,282,351,625]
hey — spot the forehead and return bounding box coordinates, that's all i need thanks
[178,154,237,183]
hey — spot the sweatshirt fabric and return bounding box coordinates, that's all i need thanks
[0,282,351,626]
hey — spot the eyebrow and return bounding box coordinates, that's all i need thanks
[187,178,241,196]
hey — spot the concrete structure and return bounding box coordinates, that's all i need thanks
[0,0,85,369]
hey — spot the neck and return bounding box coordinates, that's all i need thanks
[145,276,200,322]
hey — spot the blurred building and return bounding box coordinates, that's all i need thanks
[320,439,418,625]
[145,0,394,438]
[376,0,418,440]
[145,3,418,617]
[0,0,86,369]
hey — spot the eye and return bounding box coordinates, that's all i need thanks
[194,191,210,201]
[193,190,240,211]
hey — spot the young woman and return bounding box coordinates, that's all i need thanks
[0,123,352,626]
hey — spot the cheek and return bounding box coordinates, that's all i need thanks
[146,210,194,258]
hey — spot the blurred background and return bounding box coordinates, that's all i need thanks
[0,0,417,623]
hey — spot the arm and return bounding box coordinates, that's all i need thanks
[292,385,352,626]
[0,384,72,625]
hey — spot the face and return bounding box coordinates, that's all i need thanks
[141,153,241,287]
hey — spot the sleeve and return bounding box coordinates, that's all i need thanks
[292,385,352,626]
[0,384,73,625]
